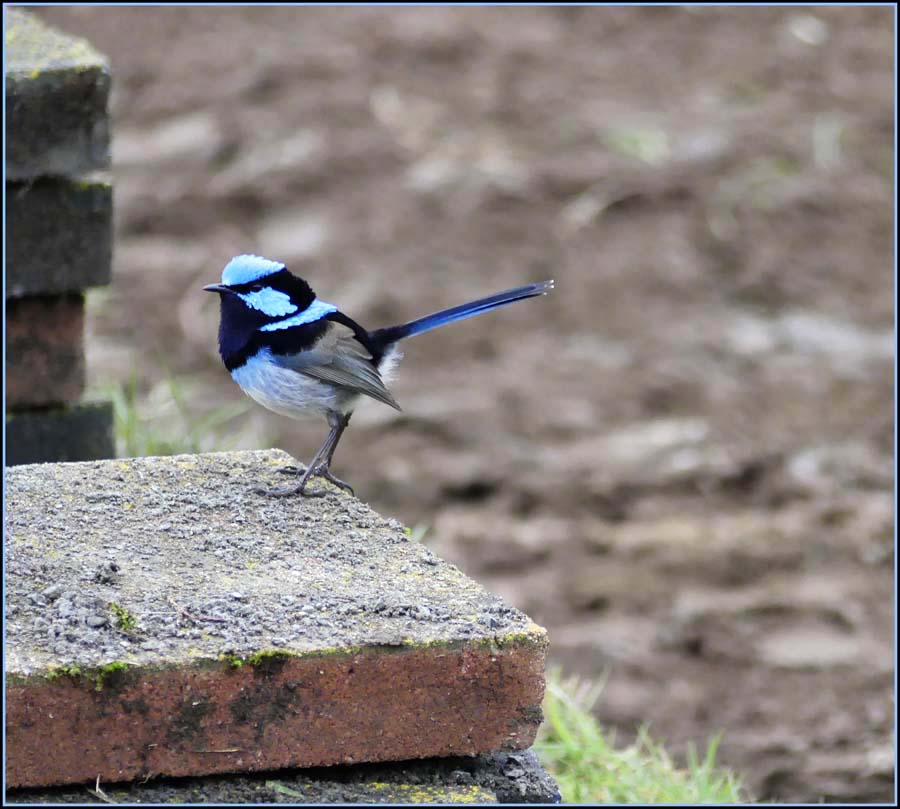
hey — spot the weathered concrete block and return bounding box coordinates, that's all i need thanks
[5,9,111,180]
[6,295,85,407]
[7,750,560,804]
[5,402,114,466]
[5,450,548,789]
[6,177,113,297]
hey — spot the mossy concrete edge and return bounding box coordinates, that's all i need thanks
[9,622,549,691]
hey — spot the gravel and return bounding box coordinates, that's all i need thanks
[6,449,540,679]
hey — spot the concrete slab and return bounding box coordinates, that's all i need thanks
[5,9,111,180]
[6,450,548,788]
[5,402,114,466]
[6,177,113,298]
[6,750,561,804]
[6,294,85,407]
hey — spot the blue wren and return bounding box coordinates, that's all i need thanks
[204,255,553,497]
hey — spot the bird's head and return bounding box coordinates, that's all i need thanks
[205,255,337,368]
[204,254,317,320]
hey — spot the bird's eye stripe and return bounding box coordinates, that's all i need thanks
[259,299,337,331]
[237,287,298,317]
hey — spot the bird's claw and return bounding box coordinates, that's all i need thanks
[318,468,355,496]
[277,465,307,476]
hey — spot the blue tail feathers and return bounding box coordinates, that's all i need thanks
[370,280,554,346]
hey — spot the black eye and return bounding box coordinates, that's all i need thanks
[250,284,263,292]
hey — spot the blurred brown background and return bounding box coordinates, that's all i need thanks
[37,6,893,802]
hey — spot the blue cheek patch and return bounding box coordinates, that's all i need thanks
[222,254,285,286]
[238,287,298,317]
[259,299,337,331]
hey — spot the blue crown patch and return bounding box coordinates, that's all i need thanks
[222,254,285,286]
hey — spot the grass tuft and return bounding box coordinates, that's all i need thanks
[403,523,431,543]
[102,372,252,458]
[534,668,744,804]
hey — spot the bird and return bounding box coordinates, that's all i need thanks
[204,254,554,498]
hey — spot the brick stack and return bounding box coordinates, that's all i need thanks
[6,9,114,465]
[5,450,560,803]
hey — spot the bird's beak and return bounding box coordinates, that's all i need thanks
[203,284,231,294]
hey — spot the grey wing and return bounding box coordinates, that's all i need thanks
[274,322,401,411]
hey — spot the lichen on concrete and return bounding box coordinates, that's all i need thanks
[5,9,108,75]
[5,9,111,180]
[6,449,546,680]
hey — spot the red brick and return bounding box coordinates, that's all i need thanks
[6,636,546,788]
[6,295,85,408]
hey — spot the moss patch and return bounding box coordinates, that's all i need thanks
[219,653,245,669]
[42,661,132,691]
[109,602,137,633]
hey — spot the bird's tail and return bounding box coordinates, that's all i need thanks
[370,280,554,346]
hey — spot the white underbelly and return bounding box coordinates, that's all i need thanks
[231,349,340,419]
[230,345,401,419]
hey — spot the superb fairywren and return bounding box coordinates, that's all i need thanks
[205,255,553,497]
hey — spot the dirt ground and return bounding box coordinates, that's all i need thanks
[38,6,894,802]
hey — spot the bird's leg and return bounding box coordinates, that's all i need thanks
[277,413,352,480]
[256,412,353,498]
[310,412,354,495]
[255,427,336,498]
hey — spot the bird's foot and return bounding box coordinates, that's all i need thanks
[254,464,353,498]
[253,482,328,498]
